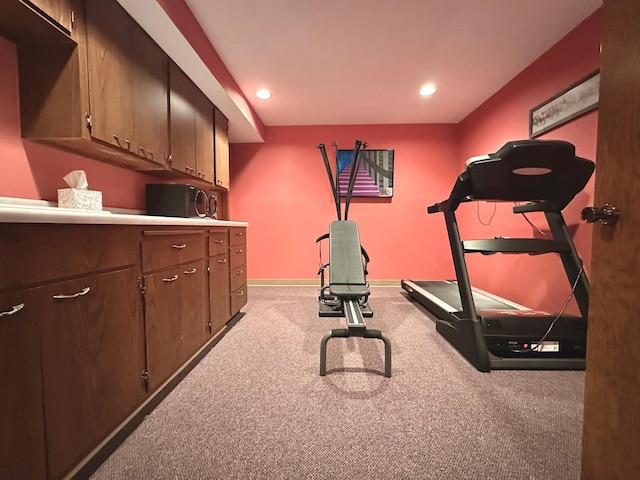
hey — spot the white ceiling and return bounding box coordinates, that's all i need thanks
[124,0,602,142]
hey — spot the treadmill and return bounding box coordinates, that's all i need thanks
[401,139,594,372]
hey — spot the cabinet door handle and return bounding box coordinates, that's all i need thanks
[185,166,194,173]
[172,244,187,249]
[113,135,131,149]
[183,268,197,275]
[218,258,227,263]
[0,303,24,317]
[198,171,205,178]
[53,287,91,299]
[235,270,244,275]
[162,275,179,283]
[236,290,245,296]
[235,232,244,237]
[235,249,243,253]
[214,240,224,244]
[139,146,154,159]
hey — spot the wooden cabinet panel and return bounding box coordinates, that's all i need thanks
[85,0,135,153]
[229,226,246,246]
[85,0,168,167]
[144,259,207,392]
[0,224,139,291]
[169,61,214,185]
[131,19,169,165]
[27,0,75,33]
[208,229,228,257]
[214,108,230,189]
[180,260,209,360]
[230,244,247,270]
[39,268,146,480]
[194,86,214,184]
[0,290,47,480]
[230,265,247,293]
[231,285,247,316]
[169,62,197,177]
[141,230,205,273]
[209,253,230,334]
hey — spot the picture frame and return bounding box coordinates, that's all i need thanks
[529,70,600,138]
[337,149,394,198]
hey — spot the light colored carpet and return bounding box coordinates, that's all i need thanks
[91,286,584,480]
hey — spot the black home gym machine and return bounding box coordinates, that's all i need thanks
[316,140,391,378]
[401,139,594,372]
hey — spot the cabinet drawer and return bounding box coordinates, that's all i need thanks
[230,284,247,315]
[0,224,139,291]
[229,227,246,246]
[208,229,228,257]
[141,230,205,272]
[230,265,247,293]
[229,245,246,270]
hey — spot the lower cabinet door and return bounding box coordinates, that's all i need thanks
[38,268,146,480]
[144,259,207,392]
[0,290,46,480]
[209,253,230,334]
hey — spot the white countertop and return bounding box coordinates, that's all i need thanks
[0,197,248,227]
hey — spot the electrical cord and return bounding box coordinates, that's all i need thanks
[510,265,584,353]
[514,201,546,236]
[477,201,497,225]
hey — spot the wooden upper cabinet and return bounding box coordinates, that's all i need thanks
[169,62,197,177]
[27,0,75,33]
[214,108,230,190]
[169,61,214,186]
[86,0,168,167]
[194,87,214,184]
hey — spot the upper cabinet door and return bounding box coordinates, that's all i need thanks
[131,22,169,166]
[169,62,197,177]
[214,109,230,190]
[85,0,135,153]
[194,87,214,185]
[85,0,168,167]
[27,0,75,33]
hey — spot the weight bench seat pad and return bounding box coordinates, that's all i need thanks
[329,220,369,298]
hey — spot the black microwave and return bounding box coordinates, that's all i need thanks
[145,184,217,218]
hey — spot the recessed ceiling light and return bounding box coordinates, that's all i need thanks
[419,84,436,96]
[256,89,272,100]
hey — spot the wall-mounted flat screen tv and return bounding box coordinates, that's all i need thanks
[337,149,394,197]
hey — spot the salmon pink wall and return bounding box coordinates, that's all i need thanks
[229,125,459,281]
[0,36,161,210]
[456,10,601,313]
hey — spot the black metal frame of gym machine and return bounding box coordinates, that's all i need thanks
[315,140,391,378]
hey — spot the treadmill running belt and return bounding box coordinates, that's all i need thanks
[410,280,519,312]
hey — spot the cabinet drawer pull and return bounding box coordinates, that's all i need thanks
[235,248,244,253]
[235,270,244,275]
[162,275,179,283]
[183,268,197,275]
[235,232,244,236]
[172,244,187,249]
[218,258,227,263]
[198,171,205,178]
[139,146,154,159]
[0,303,24,317]
[236,290,245,296]
[185,166,194,173]
[112,134,131,148]
[214,239,224,244]
[53,287,91,299]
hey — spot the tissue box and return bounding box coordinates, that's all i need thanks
[57,188,103,211]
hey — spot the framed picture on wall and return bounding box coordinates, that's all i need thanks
[337,149,394,198]
[529,70,600,138]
